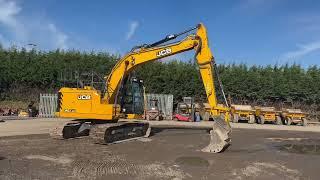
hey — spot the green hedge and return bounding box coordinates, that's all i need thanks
[1,47,320,106]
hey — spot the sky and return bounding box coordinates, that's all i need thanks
[0,0,320,66]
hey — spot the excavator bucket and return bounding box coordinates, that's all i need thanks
[202,116,231,153]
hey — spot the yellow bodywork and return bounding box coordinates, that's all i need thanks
[126,114,143,119]
[281,109,306,121]
[233,111,253,119]
[57,23,230,123]
[230,105,255,122]
[255,106,279,121]
[57,86,121,120]
[285,113,306,119]
[18,111,29,117]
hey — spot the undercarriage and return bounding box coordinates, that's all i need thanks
[50,120,149,144]
[49,117,231,153]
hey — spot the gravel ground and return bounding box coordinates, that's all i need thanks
[0,119,320,179]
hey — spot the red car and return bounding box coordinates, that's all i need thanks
[172,113,192,122]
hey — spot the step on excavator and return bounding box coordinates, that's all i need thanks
[50,23,231,153]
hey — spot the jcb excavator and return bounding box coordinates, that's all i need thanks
[50,23,231,153]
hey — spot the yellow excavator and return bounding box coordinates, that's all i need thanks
[50,23,231,153]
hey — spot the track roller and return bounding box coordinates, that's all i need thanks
[90,122,149,144]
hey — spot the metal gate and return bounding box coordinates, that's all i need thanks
[145,93,174,120]
[39,93,58,118]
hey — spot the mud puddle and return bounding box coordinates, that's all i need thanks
[271,138,320,155]
[175,156,209,167]
[278,144,320,155]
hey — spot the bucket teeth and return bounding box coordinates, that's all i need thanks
[202,117,232,153]
[144,127,152,138]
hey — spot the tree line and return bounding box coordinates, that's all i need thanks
[1,46,320,112]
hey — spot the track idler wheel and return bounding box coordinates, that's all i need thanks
[50,121,90,139]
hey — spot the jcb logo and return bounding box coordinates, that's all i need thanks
[156,48,172,57]
[78,95,91,100]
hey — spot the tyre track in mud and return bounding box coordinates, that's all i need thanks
[72,156,188,180]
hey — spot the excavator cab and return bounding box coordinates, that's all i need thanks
[119,76,145,119]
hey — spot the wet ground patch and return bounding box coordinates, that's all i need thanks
[231,162,301,180]
[278,144,320,155]
[268,137,320,155]
[270,137,320,155]
[175,156,209,167]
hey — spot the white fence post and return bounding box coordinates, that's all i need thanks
[39,93,58,118]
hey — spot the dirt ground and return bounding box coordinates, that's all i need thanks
[1,119,320,179]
